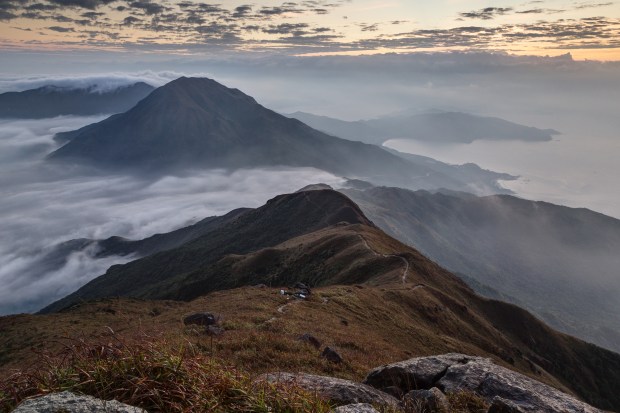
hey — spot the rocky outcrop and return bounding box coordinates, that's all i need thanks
[12,391,145,413]
[332,403,380,413]
[363,353,602,413]
[256,372,399,408]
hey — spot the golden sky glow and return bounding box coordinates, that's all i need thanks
[0,0,619,59]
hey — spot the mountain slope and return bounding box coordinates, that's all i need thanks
[341,186,620,353]
[0,83,154,119]
[41,189,375,312]
[288,111,560,145]
[48,77,505,193]
[12,189,620,411]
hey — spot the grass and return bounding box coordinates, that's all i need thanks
[0,333,333,413]
[1,284,617,411]
[0,333,491,413]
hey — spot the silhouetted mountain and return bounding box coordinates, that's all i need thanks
[35,188,620,411]
[49,77,510,193]
[288,111,559,145]
[341,186,620,353]
[0,83,154,119]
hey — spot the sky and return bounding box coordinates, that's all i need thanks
[0,0,619,60]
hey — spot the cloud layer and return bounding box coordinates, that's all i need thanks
[0,116,343,314]
[0,0,617,55]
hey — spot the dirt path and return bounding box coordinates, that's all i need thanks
[357,234,409,283]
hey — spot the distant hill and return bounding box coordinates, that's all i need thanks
[0,83,154,119]
[341,186,620,353]
[48,77,511,194]
[34,188,620,411]
[287,111,560,145]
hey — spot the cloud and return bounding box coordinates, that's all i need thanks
[0,71,184,93]
[47,25,74,32]
[47,0,117,9]
[459,7,514,20]
[0,116,344,314]
[574,2,614,9]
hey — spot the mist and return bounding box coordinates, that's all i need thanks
[0,117,343,315]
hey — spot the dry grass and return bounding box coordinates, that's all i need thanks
[0,333,333,413]
[0,332,490,413]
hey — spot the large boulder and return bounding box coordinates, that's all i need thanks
[12,391,145,413]
[363,353,602,413]
[364,353,470,391]
[256,372,399,408]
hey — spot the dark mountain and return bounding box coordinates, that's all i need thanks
[41,189,374,312]
[49,77,508,193]
[340,186,620,353]
[0,83,154,119]
[35,188,620,411]
[288,111,560,145]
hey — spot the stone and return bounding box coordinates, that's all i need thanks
[488,396,525,413]
[380,385,404,399]
[403,387,450,413]
[364,353,472,392]
[183,312,217,326]
[436,357,602,413]
[256,372,399,408]
[332,403,380,413]
[12,391,146,413]
[298,333,322,349]
[364,353,602,413]
[322,346,343,363]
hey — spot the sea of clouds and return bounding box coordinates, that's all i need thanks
[0,116,343,314]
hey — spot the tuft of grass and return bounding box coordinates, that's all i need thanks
[446,391,489,413]
[0,334,333,413]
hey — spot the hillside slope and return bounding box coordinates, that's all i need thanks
[0,83,154,119]
[341,186,620,353]
[30,188,620,410]
[288,111,559,145]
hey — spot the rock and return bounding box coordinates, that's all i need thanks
[436,356,602,412]
[488,396,524,413]
[12,391,146,413]
[332,403,380,413]
[183,312,217,326]
[256,372,399,408]
[364,353,471,391]
[364,353,602,413]
[294,282,310,291]
[322,346,343,363]
[380,385,404,399]
[403,387,450,413]
[298,333,322,349]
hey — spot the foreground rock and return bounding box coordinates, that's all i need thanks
[332,403,380,413]
[364,353,601,413]
[12,391,145,413]
[257,372,399,408]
